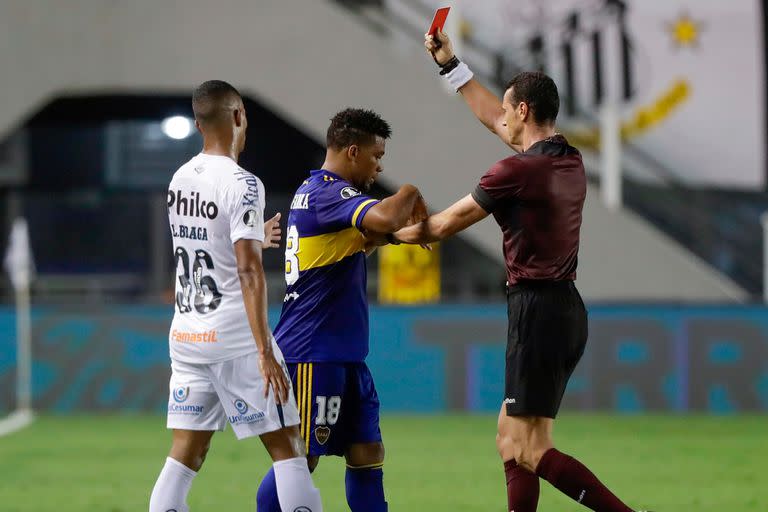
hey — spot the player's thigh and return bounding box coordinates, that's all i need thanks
[166,358,228,434]
[344,374,385,465]
[343,363,383,460]
[345,442,385,467]
[497,407,554,444]
[496,406,553,467]
[169,429,216,470]
[294,362,347,457]
[206,349,300,441]
[259,424,306,461]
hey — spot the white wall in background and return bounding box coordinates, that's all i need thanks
[418,0,765,189]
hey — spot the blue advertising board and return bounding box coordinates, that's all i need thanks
[1,305,766,413]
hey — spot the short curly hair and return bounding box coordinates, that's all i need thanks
[326,108,392,150]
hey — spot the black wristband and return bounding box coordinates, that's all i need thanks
[439,56,461,75]
[385,233,401,245]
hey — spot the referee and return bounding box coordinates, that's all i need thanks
[393,30,648,512]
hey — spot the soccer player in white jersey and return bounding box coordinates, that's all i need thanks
[149,80,322,512]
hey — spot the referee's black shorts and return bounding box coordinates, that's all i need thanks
[504,280,588,418]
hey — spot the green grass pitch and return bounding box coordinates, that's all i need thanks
[0,414,764,511]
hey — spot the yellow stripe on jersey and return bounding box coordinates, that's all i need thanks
[351,199,378,227]
[297,227,366,271]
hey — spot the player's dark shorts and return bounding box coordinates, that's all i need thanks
[505,280,588,418]
[286,362,382,457]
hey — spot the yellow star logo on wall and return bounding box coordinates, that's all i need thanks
[668,13,703,48]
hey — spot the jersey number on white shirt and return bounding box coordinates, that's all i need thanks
[175,246,222,314]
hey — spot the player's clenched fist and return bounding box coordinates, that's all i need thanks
[425,28,454,66]
[258,350,290,404]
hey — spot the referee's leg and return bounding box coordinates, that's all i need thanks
[497,410,637,512]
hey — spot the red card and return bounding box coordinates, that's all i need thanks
[428,7,451,37]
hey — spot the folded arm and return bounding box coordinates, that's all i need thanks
[360,184,424,233]
[393,194,489,245]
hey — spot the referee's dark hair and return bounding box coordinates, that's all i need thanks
[326,108,392,150]
[506,72,560,125]
[192,80,242,125]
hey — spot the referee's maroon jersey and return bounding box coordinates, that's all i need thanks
[471,135,585,285]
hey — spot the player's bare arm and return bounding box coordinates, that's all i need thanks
[360,184,425,233]
[425,29,523,153]
[262,212,282,249]
[393,194,488,244]
[234,239,289,404]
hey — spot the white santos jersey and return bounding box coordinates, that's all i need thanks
[167,153,266,363]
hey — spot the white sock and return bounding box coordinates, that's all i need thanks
[273,457,323,512]
[149,457,197,512]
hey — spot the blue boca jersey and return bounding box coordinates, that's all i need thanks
[274,170,380,362]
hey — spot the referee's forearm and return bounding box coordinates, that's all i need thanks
[423,215,451,242]
[396,218,442,244]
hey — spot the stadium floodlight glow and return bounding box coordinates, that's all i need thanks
[161,116,193,140]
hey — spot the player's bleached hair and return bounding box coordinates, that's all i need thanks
[192,80,242,125]
[506,72,560,125]
[326,108,392,150]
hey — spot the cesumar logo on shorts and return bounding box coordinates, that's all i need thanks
[169,386,204,415]
[228,398,266,425]
[168,402,204,415]
[173,386,190,403]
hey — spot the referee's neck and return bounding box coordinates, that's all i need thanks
[521,125,557,152]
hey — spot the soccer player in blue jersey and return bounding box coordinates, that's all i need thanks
[256,108,426,511]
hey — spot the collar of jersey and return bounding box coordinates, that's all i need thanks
[198,152,237,164]
[311,169,347,183]
[524,134,567,155]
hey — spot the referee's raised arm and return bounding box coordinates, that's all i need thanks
[425,29,523,154]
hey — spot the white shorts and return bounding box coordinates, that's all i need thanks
[166,349,300,439]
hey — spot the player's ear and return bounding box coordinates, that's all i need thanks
[347,145,359,162]
[194,119,203,135]
[234,108,243,127]
[519,102,529,122]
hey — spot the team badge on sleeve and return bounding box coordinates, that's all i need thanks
[243,210,259,227]
[340,187,361,199]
